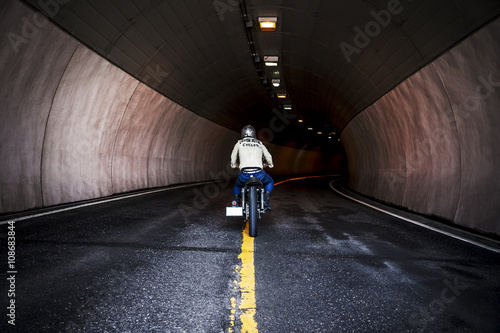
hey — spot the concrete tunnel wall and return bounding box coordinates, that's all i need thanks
[342,17,500,236]
[0,1,342,214]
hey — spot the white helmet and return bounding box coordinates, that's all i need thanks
[241,125,256,138]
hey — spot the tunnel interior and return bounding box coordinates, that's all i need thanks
[1,0,499,236]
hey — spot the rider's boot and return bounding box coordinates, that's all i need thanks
[264,191,272,211]
[232,194,241,207]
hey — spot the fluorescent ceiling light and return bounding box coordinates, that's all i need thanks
[277,93,287,99]
[264,56,279,67]
[258,17,277,31]
[260,21,276,29]
[264,56,278,62]
[284,105,292,110]
[272,79,280,87]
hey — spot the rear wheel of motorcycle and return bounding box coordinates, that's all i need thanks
[248,186,258,237]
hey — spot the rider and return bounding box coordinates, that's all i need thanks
[231,125,274,210]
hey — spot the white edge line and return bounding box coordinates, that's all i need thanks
[329,180,500,254]
[0,181,218,225]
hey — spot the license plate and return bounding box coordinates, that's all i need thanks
[226,207,243,216]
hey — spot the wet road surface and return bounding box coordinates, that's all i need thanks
[1,176,499,332]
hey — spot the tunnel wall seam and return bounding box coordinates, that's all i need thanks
[109,81,141,195]
[39,43,81,208]
[428,62,463,223]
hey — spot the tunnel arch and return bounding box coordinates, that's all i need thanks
[0,1,341,214]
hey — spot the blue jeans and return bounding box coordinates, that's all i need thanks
[233,170,274,195]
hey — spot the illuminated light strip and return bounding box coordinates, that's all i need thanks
[329,180,500,254]
[274,174,342,186]
[260,22,276,29]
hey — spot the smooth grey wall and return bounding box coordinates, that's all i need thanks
[0,1,342,214]
[342,17,500,236]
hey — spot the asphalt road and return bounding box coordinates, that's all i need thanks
[1,176,499,332]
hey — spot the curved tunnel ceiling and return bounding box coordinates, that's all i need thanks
[22,0,500,151]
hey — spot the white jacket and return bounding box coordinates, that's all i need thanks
[231,138,274,169]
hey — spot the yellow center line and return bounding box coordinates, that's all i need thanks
[230,175,340,332]
[238,221,257,332]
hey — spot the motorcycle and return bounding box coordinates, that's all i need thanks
[226,167,267,237]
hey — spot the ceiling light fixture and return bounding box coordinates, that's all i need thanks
[277,93,287,99]
[264,55,279,67]
[272,79,280,87]
[264,56,278,62]
[284,105,292,110]
[258,17,277,31]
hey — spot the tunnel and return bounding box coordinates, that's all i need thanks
[1,0,500,332]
